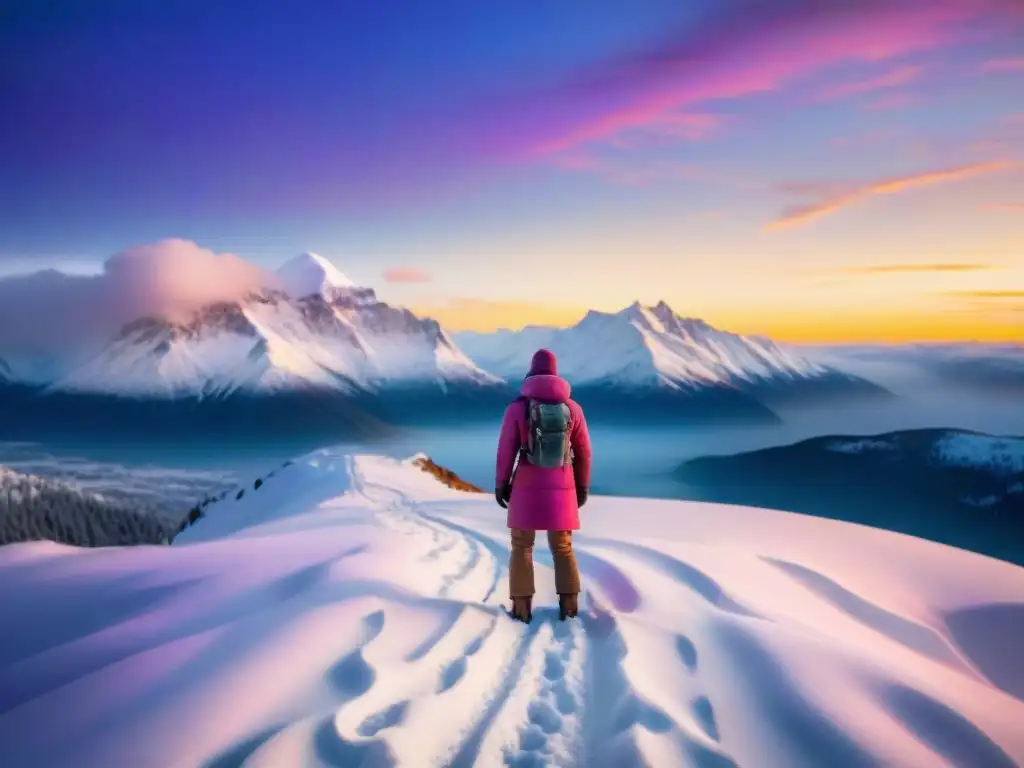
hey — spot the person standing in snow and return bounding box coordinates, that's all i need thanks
[495,349,592,623]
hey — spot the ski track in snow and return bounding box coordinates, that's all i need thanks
[1,450,1023,767]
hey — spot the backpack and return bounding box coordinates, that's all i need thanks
[520,398,572,469]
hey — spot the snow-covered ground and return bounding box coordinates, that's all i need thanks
[1,451,1023,767]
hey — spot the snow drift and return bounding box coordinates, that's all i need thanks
[1,451,1023,767]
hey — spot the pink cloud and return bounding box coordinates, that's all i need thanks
[818,64,925,100]
[829,128,905,149]
[767,161,1016,231]
[869,91,921,110]
[102,239,279,321]
[979,57,1024,72]
[645,112,726,141]
[0,239,280,354]
[514,0,1004,156]
[550,149,749,188]
[382,267,432,283]
[981,203,1024,211]
[601,112,729,149]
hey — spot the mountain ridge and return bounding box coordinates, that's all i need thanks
[0,260,888,433]
[44,257,500,398]
[456,299,888,404]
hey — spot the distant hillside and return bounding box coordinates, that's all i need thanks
[0,468,174,547]
[677,428,1024,566]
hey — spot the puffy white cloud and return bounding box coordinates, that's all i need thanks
[0,239,280,355]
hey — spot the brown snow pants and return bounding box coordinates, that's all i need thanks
[508,528,581,598]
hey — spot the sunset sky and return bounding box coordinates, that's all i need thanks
[2,1,1023,342]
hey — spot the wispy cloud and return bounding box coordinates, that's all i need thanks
[943,287,1024,320]
[841,263,994,275]
[382,267,431,283]
[830,129,906,149]
[949,289,1024,298]
[411,297,589,332]
[600,112,729,149]
[506,0,1008,156]
[818,64,924,100]
[550,151,746,188]
[868,92,920,110]
[979,57,1024,73]
[766,161,1017,231]
[943,285,1024,321]
[980,203,1024,211]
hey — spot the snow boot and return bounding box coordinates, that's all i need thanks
[558,593,578,621]
[510,596,533,624]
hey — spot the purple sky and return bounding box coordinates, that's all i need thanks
[2,0,1023,341]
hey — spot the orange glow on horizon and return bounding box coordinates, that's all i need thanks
[413,300,1023,344]
[411,300,591,334]
[724,312,1024,344]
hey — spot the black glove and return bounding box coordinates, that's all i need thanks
[576,487,588,508]
[495,484,511,509]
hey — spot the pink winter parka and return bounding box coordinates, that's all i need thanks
[495,372,592,531]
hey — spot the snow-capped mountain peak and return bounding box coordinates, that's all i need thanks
[457,300,834,390]
[45,273,499,397]
[277,251,357,299]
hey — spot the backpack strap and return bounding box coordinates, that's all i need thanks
[515,396,530,459]
[509,396,530,489]
[562,402,573,466]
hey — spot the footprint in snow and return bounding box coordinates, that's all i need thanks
[505,752,550,768]
[437,616,498,693]
[502,616,584,767]
[357,701,410,738]
[543,649,566,681]
[613,696,674,734]
[691,695,720,742]
[325,610,387,699]
[313,716,394,768]
[675,633,698,672]
[326,648,375,699]
[361,609,386,645]
[438,657,467,693]
[528,700,564,735]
